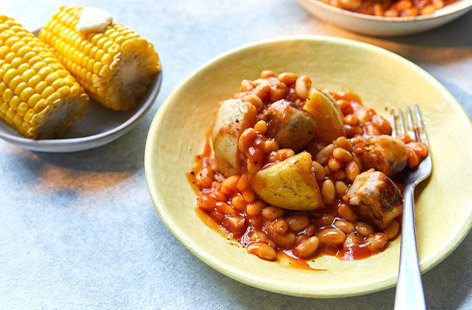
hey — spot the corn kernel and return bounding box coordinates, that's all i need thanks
[41,86,54,98]
[22,68,35,81]
[13,114,22,126]
[2,88,13,101]
[19,87,34,101]
[0,46,8,58]
[9,75,22,89]
[34,81,47,93]
[24,108,34,122]
[3,68,16,84]
[33,99,47,113]
[15,82,28,97]
[17,102,28,116]
[27,94,41,107]
[9,96,20,109]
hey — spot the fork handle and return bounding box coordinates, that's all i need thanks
[394,185,426,310]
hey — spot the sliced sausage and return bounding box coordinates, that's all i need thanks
[262,99,316,151]
[344,169,402,230]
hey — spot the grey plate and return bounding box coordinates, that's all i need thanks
[0,29,162,152]
[0,71,162,152]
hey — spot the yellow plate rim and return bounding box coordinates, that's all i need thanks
[144,35,472,297]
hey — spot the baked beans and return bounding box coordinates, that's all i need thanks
[295,75,312,100]
[286,215,310,232]
[262,206,284,219]
[318,228,347,245]
[294,236,320,258]
[190,70,428,263]
[383,220,400,240]
[333,220,356,234]
[321,179,336,204]
[312,161,326,181]
[246,201,265,216]
[247,242,277,260]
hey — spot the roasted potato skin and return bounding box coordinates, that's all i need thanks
[354,135,409,177]
[249,151,324,210]
[303,89,345,143]
[345,169,402,230]
[262,99,317,151]
[212,99,256,176]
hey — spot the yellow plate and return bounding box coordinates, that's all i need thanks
[144,36,472,297]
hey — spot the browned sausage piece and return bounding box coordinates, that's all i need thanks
[262,99,316,151]
[345,169,402,230]
[354,135,409,177]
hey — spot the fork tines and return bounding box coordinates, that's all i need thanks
[390,104,429,146]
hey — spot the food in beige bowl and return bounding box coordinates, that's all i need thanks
[145,36,472,297]
[298,0,472,36]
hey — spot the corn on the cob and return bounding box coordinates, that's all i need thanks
[0,15,88,139]
[39,6,161,111]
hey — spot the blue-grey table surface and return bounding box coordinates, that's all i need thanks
[1,0,471,309]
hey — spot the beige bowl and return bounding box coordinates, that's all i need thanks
[145,36,472,297]
[298,0,472,36]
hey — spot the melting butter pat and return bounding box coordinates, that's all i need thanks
[76,7,113,32]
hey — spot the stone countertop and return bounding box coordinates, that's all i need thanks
[1,0,471,309]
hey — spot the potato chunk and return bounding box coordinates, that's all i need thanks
[303,89,344,143]
[262,99,317,150]
[212,99,256,176]
[250,151,324,210]
[345,170,402,230]
[354,135,409,177]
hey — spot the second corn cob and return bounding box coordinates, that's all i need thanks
[0,15,88,139]
[39,6,161,111]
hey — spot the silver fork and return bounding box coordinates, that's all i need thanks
[391,105,432,310]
